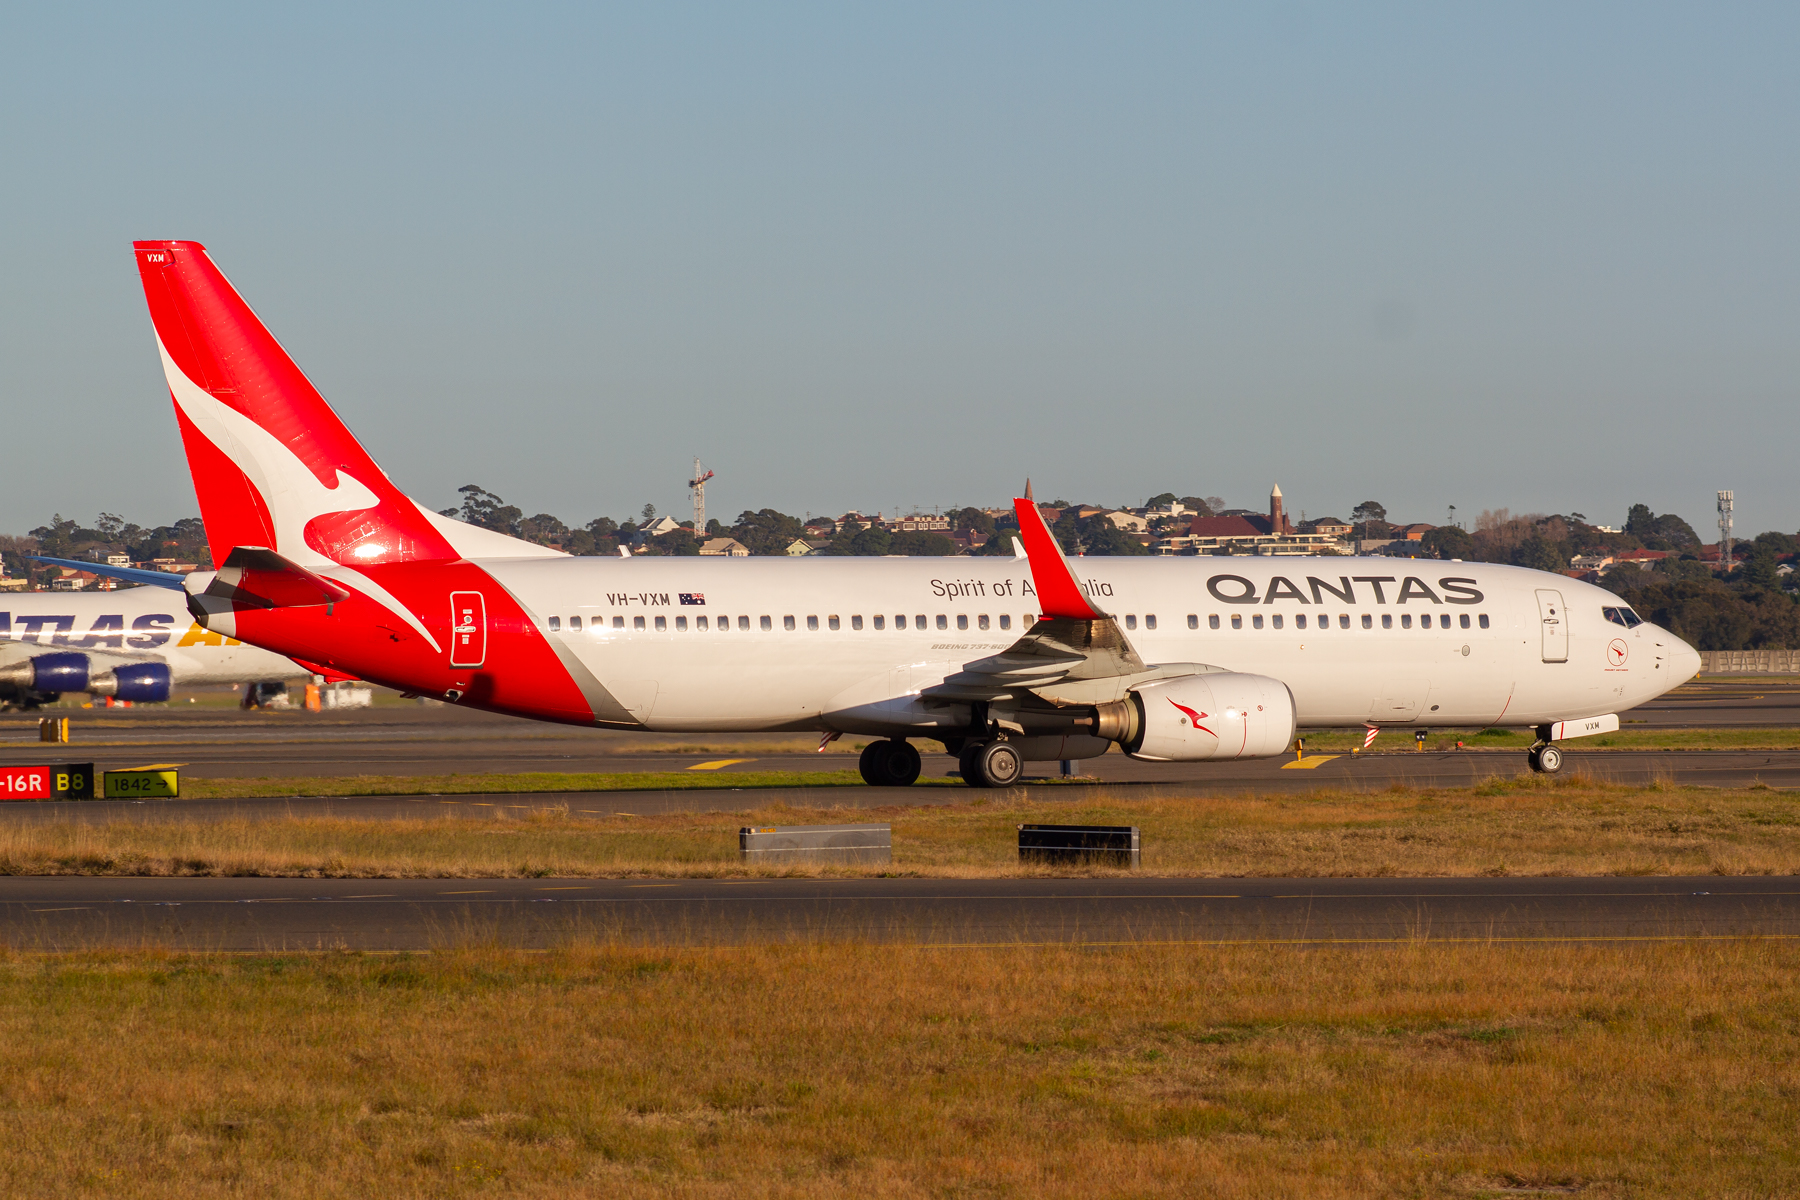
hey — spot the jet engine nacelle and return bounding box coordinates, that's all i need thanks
[1105,672,1297,762]
[0,654,172,702]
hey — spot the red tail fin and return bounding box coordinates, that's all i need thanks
[133,241,548,569]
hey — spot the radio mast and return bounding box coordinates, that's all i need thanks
[689,458,715,535]
[1718,490,1734,569]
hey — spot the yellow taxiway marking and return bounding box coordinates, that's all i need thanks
[27,907,91,913]
[629,883,679,888]
[687,758,754,771]
[439,890,495,895]
[1281,755,1341,770]
[535,886,591,891]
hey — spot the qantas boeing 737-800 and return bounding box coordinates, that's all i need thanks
[115,240,1700,786]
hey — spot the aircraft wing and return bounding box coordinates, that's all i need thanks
[28,555,187,591]
[924,497,1148,702]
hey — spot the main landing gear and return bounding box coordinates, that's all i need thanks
[958,741,1024,789]
[858,739,922,787]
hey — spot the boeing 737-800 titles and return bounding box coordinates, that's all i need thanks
[118,240,1701,786]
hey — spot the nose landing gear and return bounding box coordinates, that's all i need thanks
[1527,742,1563,774]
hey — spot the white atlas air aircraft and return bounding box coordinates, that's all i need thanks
[0,576,305,710]
[121,239,1703,786]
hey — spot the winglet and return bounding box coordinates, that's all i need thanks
[1012,497,1105,619]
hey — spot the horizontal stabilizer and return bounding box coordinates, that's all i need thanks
[27,555,188,591]
[199,547,353,611]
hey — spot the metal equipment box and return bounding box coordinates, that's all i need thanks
[740,823,892,866]
[1018,823,1141,868]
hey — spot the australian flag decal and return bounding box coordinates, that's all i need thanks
[679,593,706,605]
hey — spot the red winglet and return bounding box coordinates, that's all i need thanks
[1012,497,1106,620]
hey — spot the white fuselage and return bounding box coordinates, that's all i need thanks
[477,554,1702,734]
[0,588,301,683]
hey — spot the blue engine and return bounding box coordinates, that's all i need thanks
[110,662,173,703]
[28,652,91,692]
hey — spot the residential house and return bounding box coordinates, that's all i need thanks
[1159,484,1344,557]
[639,516,683,538]
[1105,511,1148,533]
[1570,554,1614,572]
[783,539,816,556]
[891,514,950,532]
[699,538,749,557]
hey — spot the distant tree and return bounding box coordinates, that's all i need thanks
[1144,492,1178,508]
[1625,502,1700,551]
[641,503,657,524]
[1753,530,1797,558]
[649,528,702,556]
[518,513,568,547]
[887,531,956,556]
[705,518,724,537]
[450,485,523,536]
[1420,526,1474,560]
[1350,501,1388,540]
[730,509,806,555]
[1511,535,1567,574]
[1181,496,1222,518]
[949,507,995,538]
[1077,520,1151,556]
[848,524,892,556]
[1740,546,1781,590]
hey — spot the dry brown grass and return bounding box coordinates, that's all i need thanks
[0,939,1795,1197]
[2,774,1798,878]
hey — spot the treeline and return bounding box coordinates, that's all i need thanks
[0,514,213,585]
[1386,502,1800,651]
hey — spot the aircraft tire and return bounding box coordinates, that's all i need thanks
[969,741,1024,788]
[1536,744,1563,774]
[859,739,921,787]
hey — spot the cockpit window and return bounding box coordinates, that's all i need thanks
[1602,606,1645,628]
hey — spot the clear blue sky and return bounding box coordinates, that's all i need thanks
[2,3,1795,538]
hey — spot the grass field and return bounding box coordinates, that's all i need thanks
[5,774,1799,878]
[1,939,1794,1198]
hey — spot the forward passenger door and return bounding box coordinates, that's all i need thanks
[1535,589,1567,663]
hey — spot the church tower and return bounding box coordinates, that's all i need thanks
[1270,483,1288,534]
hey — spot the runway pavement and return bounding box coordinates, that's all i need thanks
[0,874,1790,950]
[3,690,1799,809]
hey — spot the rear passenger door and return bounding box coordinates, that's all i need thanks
[450,591,486,667]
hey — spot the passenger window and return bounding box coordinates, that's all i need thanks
[784,616,796,631]
[936,615,947,630]
[874,615,886,629]
[828,615,840,630]
[1401,614,1411,629]
[1209,614,1220,630]
[655,616,667,631]
[1252,614,1263,629]
[1478,614,1490,629]
[1145,615,1156,630]
[999,615,1011,630]
[1296,613,1307,629]
[851,615,862,630]
[1188,615,1199,630]
[569,616,582,631]
[978,615,989,630]
[957,615,968,630]
[919,615,929,629]
[676,616,687,631]
[1231,614,1243,630]
[1381,614,1393,629]
[1125,615,1137,630]
[1339,614,1350,628]
[1024,614,1035,625]
[738,615,750,630]
[1460,613,1471,629]
[698,615,708,630]
[634,616,646,631]
[894,615,905,629]
[1362,614,1373,629]
[613,616,625,629]
[547,616,561,632]
[1420,613,1430,628]
[1272,614,1283,629]
[806,615,818,631]
[760,616,772,631]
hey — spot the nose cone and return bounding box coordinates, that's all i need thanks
[1667,630,1702,686]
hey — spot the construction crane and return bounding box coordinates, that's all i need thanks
[689,458,715,535]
